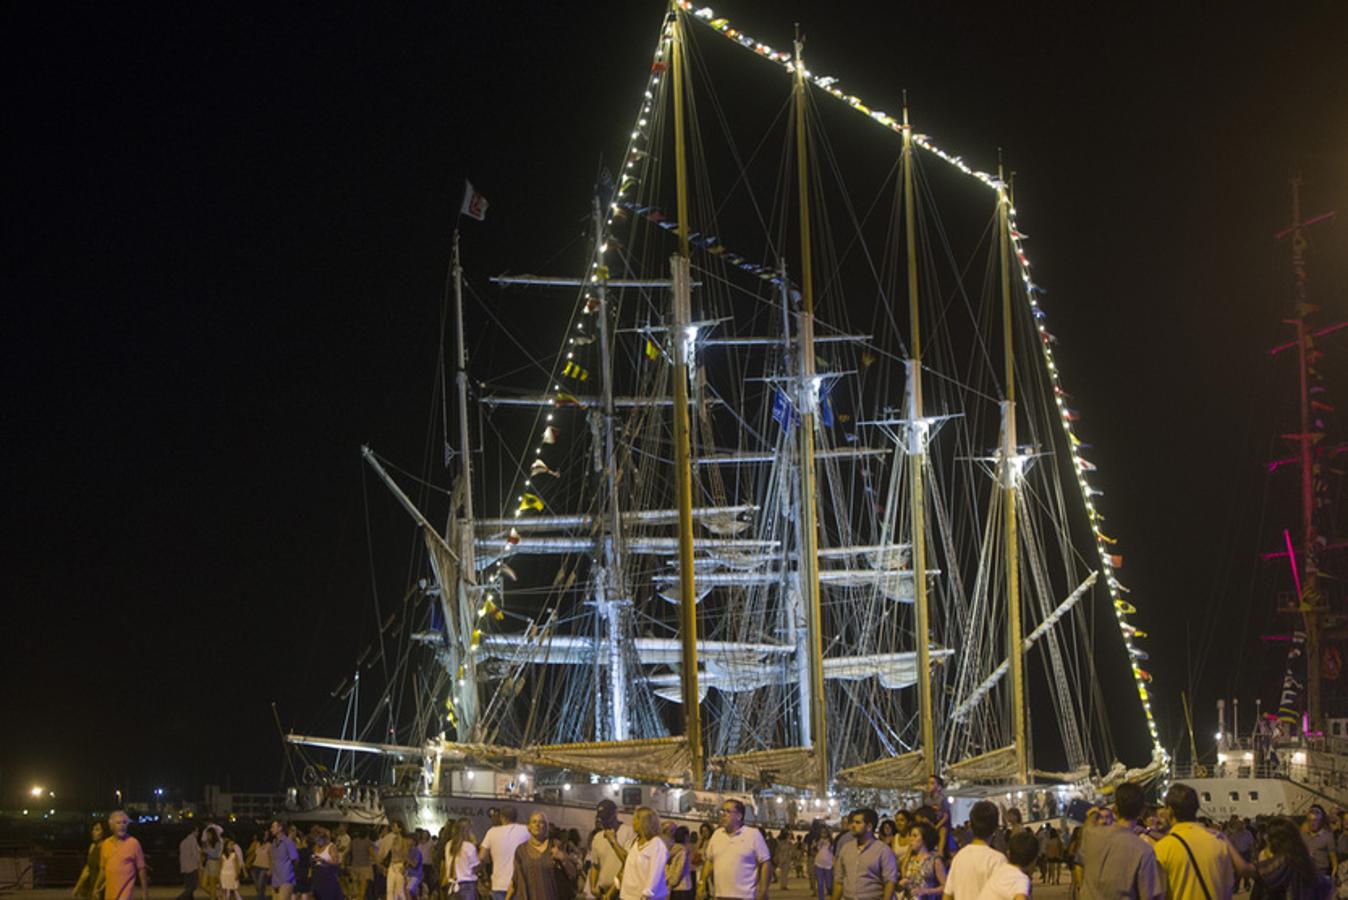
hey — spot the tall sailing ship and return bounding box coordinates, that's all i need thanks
[285,2,1167,834]
[1172,180,1347,820]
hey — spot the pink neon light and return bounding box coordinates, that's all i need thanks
[1285,529,1303,598]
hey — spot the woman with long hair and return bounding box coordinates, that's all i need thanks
[220,836,249,900]
[619,808,668,900]
[692,823,714,871]
[1301,806,1339,878]
[202,827,223,900]
[442,818,479,898]
[73,822,106,900]
[1253,817,1332,900]
[899,823,947,900]
[247,831,271,900]
[892,812,913,868]
[663,825,692,900]
[812,824,842,900]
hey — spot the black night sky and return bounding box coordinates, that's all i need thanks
[3,3,1347,806]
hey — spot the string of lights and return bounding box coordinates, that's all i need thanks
[467,2,1164,770]
[678,1,1166,765]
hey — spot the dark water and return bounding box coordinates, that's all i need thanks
[0,817,271,887]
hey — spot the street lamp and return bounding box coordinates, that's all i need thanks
[30,786,44,798]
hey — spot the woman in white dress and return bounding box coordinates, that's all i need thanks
[219,836,249,900]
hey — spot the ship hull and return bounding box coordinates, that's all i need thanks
[1169,775,1340,819]
[380,782,755,837]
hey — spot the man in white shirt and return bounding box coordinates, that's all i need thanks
[975,832,1037,900]
[591,799,638,900]
[944,801,1006,900]
[176,825,201,900]
[698,800,771,900]
[479,805,531,900]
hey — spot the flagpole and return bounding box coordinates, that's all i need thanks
[671,6,705,788]
[452,228,481,741]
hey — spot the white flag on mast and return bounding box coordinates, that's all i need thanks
[461,180,488,221]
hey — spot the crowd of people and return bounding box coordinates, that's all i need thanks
[801,780,1345,900]
[70,780,1348,900]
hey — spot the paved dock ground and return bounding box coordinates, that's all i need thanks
[6,883,1080,900]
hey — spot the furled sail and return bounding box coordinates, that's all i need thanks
[478,634,789,668]
[834,750,927,789]
[945,745,1019,782]
[824,649,954,689]
[524,737,691,784]
[646,650,953,700]
[710,747,820,789]
[1030,765,1090,783]
[1097,747,1168,787]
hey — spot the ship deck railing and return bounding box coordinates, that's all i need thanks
[1171,735,1348,791]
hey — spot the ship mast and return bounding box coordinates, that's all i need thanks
[1289,176,1323,732]
[793,35,830,796]
[997,166,1028,783]
[452,231,481,739]
[592,199,630,742]
[901,103,936,779]
[670,8,705,786]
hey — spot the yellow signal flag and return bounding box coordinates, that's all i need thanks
[861,350,877,368]
[562,360,590,381]
[645,338,661,361]
[517,492,545,513]
[554,392,583,408]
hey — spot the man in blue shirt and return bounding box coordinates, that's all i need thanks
[269,820,300,900]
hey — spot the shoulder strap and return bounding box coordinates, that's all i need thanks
[1167,833,1212,900]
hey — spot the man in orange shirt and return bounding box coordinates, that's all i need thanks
[99,810,149,900]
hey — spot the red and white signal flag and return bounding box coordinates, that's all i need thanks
[461,181,489,221]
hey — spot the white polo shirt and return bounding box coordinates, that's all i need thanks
[705,826,770,899]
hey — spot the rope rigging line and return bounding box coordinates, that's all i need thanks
[318,2,1170,786]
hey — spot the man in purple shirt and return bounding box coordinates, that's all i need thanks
[269,820,300,900]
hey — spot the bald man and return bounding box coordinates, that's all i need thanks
[99,811,149,900]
